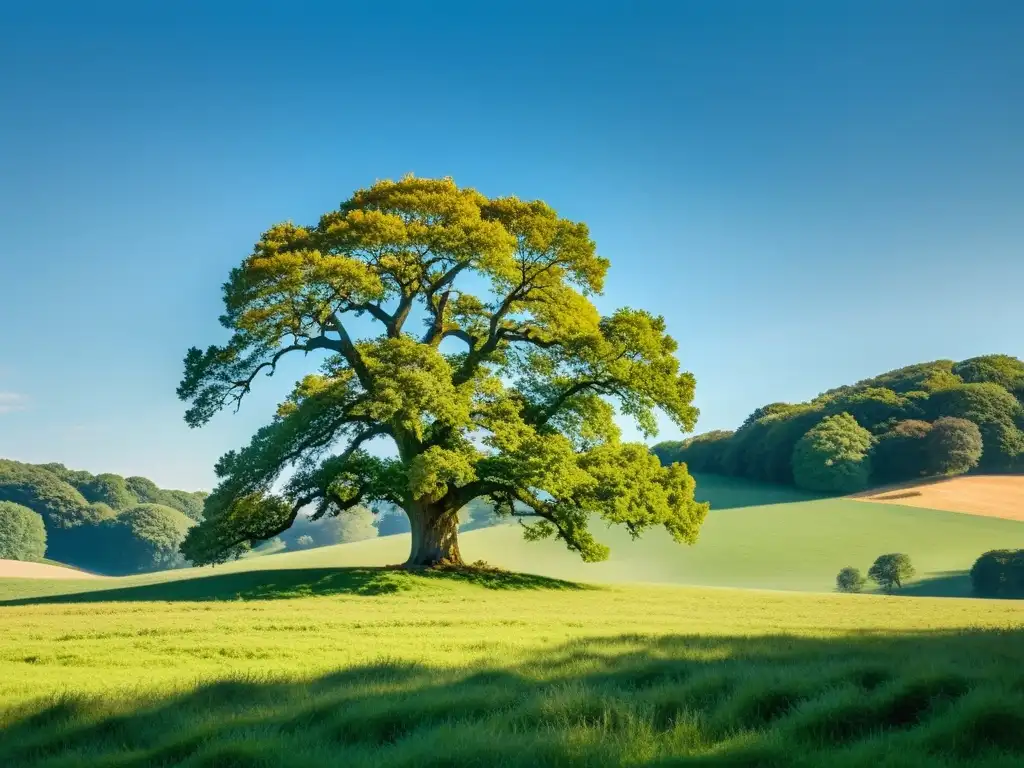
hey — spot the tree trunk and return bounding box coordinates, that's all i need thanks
[404,501,463,567]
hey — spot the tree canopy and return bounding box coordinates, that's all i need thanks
[654,355,1024,491]
[791,413,873,494]
[0,501,47,561]
[177,175,707,567]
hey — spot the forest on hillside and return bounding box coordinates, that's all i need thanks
[653,355,1024,493]
[0,460,208,574]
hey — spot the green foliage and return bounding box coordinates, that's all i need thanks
[77,473,138,510]
[0,460,91,531]
[85,504,196,575]
[969,549,1024,598]
[924,417,983,476]
[926,383,1024,471]
[0,459,205,572]
[0,501,47,561]
[652,430,733,474]
[835,566,866,593]
[871,420,933,484]
[660,354,1024,488]
[868,553,916,593]
[953,354,1024,393]
[125,476,207,521]
[791,413,873,493]
[818,387,921,434]
[178,175,705,567]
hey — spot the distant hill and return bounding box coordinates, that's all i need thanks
[0,459,206,575]
[654,354,1024,492]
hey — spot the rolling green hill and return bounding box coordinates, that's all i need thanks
[5,474,1023,601]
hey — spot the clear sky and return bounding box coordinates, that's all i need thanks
[1,1,1022,491]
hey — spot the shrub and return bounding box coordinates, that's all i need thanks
[791,413,873,493]
[835,566,866,593]
[924,417,983,476]
[0,501,47,561]
[970,549,1024,598]
[868,553,915,594]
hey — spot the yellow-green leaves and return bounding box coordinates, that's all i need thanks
[358,337,471,441]
[408,446,478,502]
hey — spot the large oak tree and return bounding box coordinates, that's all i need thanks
[178,177,707,567]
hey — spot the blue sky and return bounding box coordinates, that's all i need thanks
[1,1,1022,491]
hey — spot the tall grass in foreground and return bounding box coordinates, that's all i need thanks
[2,569,1024,766]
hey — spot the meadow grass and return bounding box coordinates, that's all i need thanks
[2,567,1024,766]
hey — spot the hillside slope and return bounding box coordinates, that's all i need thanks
[851,474,1024,521]
[6,474,1024,600]
[0,559,101,580]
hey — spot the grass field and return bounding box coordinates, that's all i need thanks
[3,473,1024,765]
[2,569,1024,767]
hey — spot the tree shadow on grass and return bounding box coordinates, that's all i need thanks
[3,629,1023,767]
[0,566,591,606]
[897,571,975,598]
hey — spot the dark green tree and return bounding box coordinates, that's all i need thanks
[0,501,47,561]
[926,383,1024,471]
[835,566,866,593]
[871,419,932,484]
[969,549,1024,598]
[78,473,138,511]
[924,417,983,476]
[791,413,873,493]
[177,176,707,567]
[868,553,915,594]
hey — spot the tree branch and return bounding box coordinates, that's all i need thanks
[326,312,372,386]
[528,378,618,428]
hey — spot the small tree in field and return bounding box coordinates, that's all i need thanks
[177,176,707,567]
[835,566,866,593]
[868,553,915,594]
[0,501,47,561]
[924,417,983,476]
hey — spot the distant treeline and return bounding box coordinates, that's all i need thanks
[652,355,1024,493]
[0,459,207,574]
